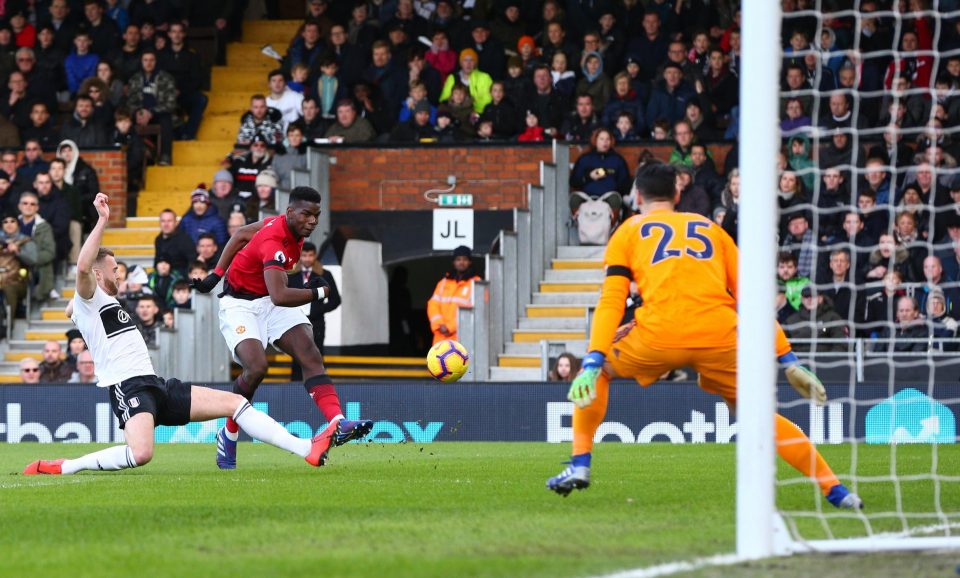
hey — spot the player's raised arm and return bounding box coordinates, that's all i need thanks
[75,193,111,300]
[192,220,266,293]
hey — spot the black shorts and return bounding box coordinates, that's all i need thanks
[108,375,192,429]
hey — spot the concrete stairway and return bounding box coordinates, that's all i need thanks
[489,245,603,381]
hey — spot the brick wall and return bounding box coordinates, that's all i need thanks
[83,151,127,228]
[326,143,732,211]
[24,149,128,228]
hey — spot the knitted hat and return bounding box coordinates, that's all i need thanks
[452,245,472,259]
[191,186,210,203]
[459,48,479,64]
[414,99,431,114]
[517,35,536,53]
[255,170,278,189]
[65,328,83,343]
[214,169,233,184]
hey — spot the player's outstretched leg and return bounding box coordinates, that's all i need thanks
[775,414,864,509]
[217,341,270,469]
[277,325,373,446]
[192,386,340,467]
[548,369,611,496]
[25,413,156,475]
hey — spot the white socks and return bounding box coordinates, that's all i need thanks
[232,401,311,458]
[62,445,137,474]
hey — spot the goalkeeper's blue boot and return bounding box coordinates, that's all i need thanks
[334,419,374,446]
[826,484,864,509]
[547,461,591,497]
[216,427,237,470]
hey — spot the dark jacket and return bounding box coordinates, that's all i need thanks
[288,265,341,337]
[59,116,110,149]
[154,228,198,275]
[601,90,645,134]
[784,298,848,352]
[646,79,696,126]
[37,189,71,260]
[479,99,520,139]
[570,150,631,197]
[179,204,228,247]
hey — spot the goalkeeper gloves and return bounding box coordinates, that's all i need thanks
[190,267,224,294]
[567,351,605,409]
[779,351,827,405]
[307,274,329,301]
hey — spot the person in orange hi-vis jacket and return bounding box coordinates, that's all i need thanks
[427,245,481,344]
[546,163,864,512]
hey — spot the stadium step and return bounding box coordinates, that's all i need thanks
[102,227,160,246]
[526,305,587,318]
[40,308,69,321]
[206,92,258,116]
[136,192,194,217]
[551,259,603,270]
[518,317,586,330]
[197,113,241,142]
[557,246,605,259]
[242,19,301,45]
[543,269,604,282]
[146,165,221,192]
[531,292,599,305]
[539,282,601,293]
[512,330,585,343]
[497,355,540,368]
[172,140,235,165]
[504,341,587,356]
[489,366,541,381]
[211,67,272,93]
[227,42,283,69]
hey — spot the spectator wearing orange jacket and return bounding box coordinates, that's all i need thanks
[427,245,481,344]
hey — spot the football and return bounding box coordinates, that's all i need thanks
[426,340,470,382]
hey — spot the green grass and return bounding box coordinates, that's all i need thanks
[0,443,957,578]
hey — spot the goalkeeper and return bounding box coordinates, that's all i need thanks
[547,164,863,510]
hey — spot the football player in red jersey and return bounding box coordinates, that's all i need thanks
[192,186,372,469]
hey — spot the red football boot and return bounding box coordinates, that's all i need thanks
[23,459,65,475]
[305,418,341,467]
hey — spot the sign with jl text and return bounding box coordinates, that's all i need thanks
[432,208,474,250]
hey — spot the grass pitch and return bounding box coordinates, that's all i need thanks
[1,442,957,578]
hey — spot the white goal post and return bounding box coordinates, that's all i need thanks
[737,0,960,558]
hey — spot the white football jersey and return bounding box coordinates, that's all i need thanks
[71,286,156,387]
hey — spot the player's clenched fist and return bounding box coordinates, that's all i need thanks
[94,193,110,220]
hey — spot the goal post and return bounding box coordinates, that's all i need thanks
[736,0,783,561]
[737,0,960,558]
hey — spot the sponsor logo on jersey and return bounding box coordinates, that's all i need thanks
[118,309,130,324]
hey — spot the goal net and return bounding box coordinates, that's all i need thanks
[739,0,960,557]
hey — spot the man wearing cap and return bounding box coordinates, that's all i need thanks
[781,211,817,280]
[155,208,197,276]
[229,133,275,199]
[65,327,87,368]
[253,170,278,219]
[390,99,436,142]
[178,187,228,247]
[784,287,848,353]
[439,48,493,114]
[210,168,242,221]
[467,19,505,81]
[427,245,482,345]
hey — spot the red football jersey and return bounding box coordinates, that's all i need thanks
[226,215,304,297]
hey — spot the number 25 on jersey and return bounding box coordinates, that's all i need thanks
[640,221,714,265]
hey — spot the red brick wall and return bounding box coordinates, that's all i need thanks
[327,143,732,211]
[25,150,127,228]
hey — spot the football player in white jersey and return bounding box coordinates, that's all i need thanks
[24,194,339,475]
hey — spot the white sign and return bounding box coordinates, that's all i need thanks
[432,209,474,250]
